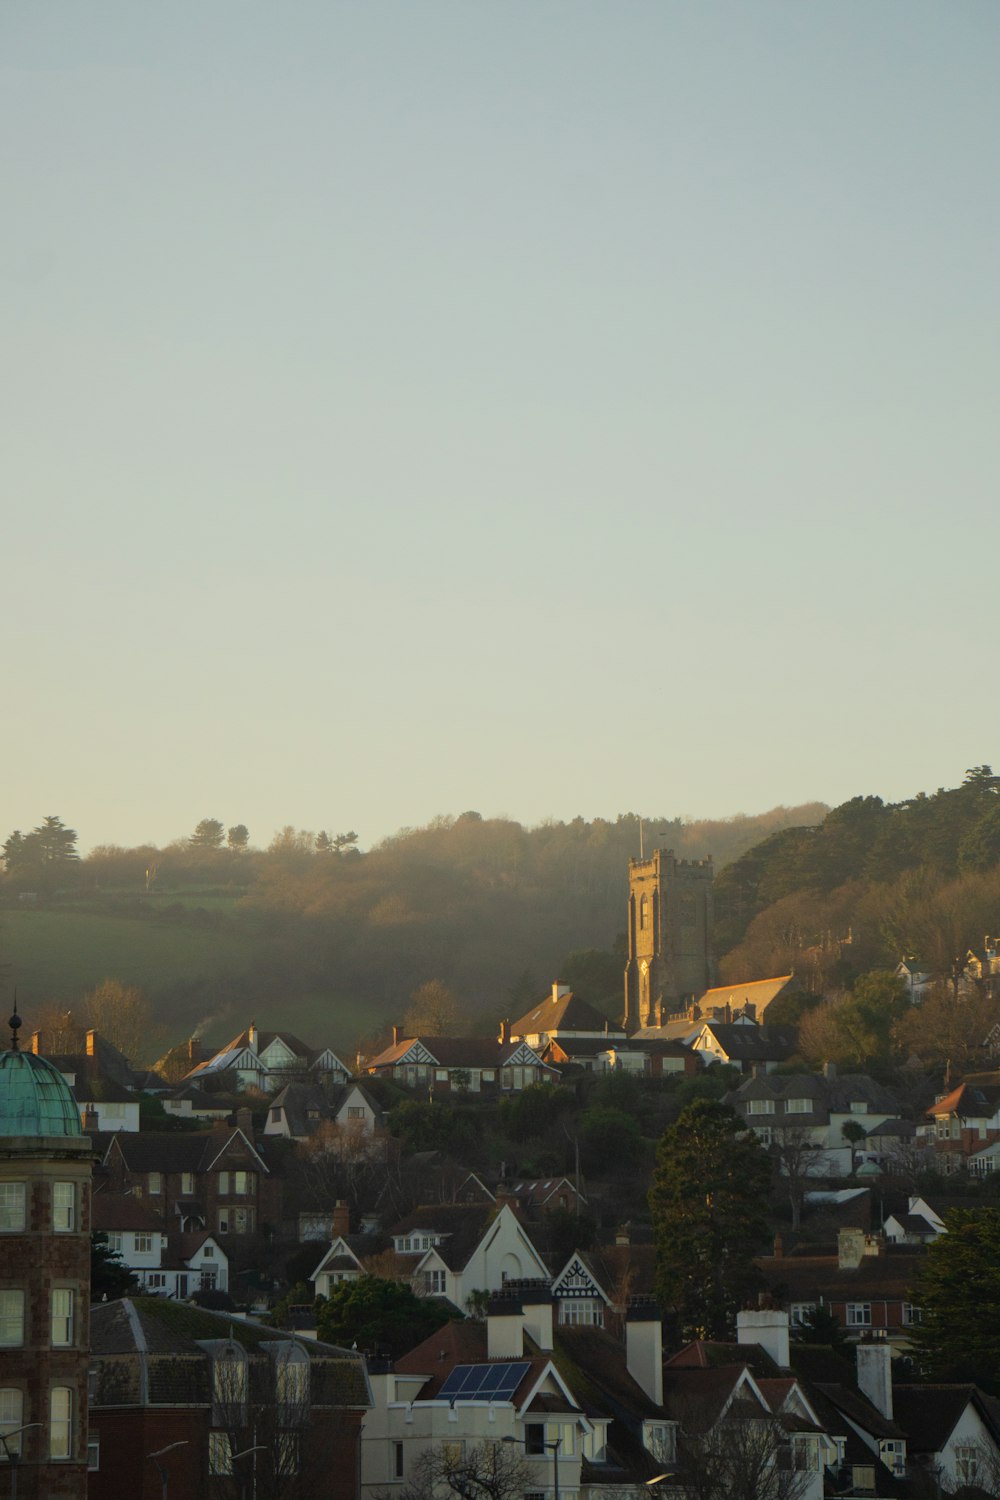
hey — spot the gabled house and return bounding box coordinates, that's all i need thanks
[367,1035,557,1093]
[94,1185,232,1297]
[361,1288,609,1500]
[894,1383,1000,1491]
[728,1067,901,1173]
[757,1227,927,1349]
[925,1078,1000,1169]
[501,1177,587,1218]
[103,1124,278,1243]
[507,982,626,1055]
[181,1022,352,1094]
[388,1202,550,1305]
[549,1242,657,1331]
[263,1080,384,1140]
[162,1081,232,1123]
[884,1196,945,1246]
[690,1021,798,1074]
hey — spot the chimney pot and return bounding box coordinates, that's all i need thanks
[392,1025,401,1046]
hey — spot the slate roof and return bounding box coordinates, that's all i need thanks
[510,991,625,1039]
[92,1192,164,1232]
[393,1320,549,1403]
[730,1071,901,1116]
[757,1247,925,1302]
[90,1297,371,1406]
[894,1385,1000,1456]
[104,1127,267,1174]
[388,1203,499,1270]
[698,1024,798,1062]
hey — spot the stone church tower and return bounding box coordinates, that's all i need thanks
[623,850,715,1030]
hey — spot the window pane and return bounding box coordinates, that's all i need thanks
[53,1183,75,1232]
[0,1389,24,1456]
[0,1291,24,1347]
[51,1289,74,1346]
[50,1387,72,1459]
[0,1185,26,1232]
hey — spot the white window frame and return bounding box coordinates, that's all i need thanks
[846,1303,871,1327]
[0,1390,23,1458]
[51,1288,74,1346]
[50,1386,73,1460]
[0,1184,26,1233]
[52,1182,75,1231]
[0,1290,24,1348]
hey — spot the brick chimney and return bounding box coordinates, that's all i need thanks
[82,1104,100,1133]
[552,982,570,1003]
[392,1025,402,1046]
[188,1036,202,1062]
[625,1300,663,1407]
[30,1031,42,1055]
[332,1200,350,1239]
[234,1107,253,1135]
[615,1223,631,1247]
[86,1029,98,1057]
[498,1018,510,1045]
[838,1227,865,1269]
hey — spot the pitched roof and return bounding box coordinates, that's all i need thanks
[104,1127,267,1175]
[510,990,624,1039]
[893,1385,1000,1455]
[387,1203,501,1270]
[393,1320,549,1405]
[697,976,799,1014]
[757,1247,925,1301]
[90,1297,371,1405]
[368,1036,551,1070]
[697,1024,798,1061]
[92,1192,164,1232]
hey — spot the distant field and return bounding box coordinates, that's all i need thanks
[0,907,378,1058]
[1,907,252,1004]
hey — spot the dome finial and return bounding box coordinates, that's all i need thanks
[8,1006,22,1051]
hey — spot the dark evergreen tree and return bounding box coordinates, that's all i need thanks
[910,1208,1000,1393]
[649,1100,772,1341]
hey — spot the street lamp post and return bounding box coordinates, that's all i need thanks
[0,1423,42,1500]
[147,1440,189,1500]
[502,1431,562,1500]
[232,1443,269,1500]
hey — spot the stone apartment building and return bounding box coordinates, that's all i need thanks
[1,1016,95,1500]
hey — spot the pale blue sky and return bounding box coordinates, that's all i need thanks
[3,2,998,854]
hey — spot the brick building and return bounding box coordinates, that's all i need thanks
[88,1296,371,1499]
[1,1011,95,1499]
[101,1121,280,1249]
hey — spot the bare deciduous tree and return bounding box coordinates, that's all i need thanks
[377,1440,531,1500]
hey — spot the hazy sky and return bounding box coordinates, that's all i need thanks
[4,2,999,855]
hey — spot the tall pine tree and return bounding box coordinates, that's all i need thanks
[649,1099,773,1341]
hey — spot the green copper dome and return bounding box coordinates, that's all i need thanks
[0,1016,82,1137]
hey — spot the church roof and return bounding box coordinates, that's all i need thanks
[510,990,624,1039]
[0,1018,83,1137]
[696,976,798,1014]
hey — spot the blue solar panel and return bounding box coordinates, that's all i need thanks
[438,1362,531,1401]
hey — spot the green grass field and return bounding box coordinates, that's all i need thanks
[1,907,251,1004]
[0,906,378,1058]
